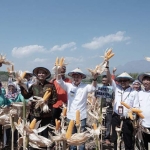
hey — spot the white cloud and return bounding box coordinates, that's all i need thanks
[82,31,130,50]
[12,45,46,58]
[33,58,48,63]
[65,56,84,64]
[50,42,76,52]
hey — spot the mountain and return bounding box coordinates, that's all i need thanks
[115,59,150,74]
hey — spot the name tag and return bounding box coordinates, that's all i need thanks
[118,106,123,115]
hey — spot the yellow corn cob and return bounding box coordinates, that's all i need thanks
[22,71,26,79]
[55,57,59,66]
[11,65,14,71]
[62,107,67,116]
[128,112,133,120]
[121,101,131,109]
[59,57,64,67]
[29,118,37,129]
[137,113,144,119]
[18,117,22,125]
[92,123,97,130]
[66,120,74,139]
[131,108,142,113]
[106,49,112,56]
[43,91,51,102]
[76,110,80,125]
[55,119,61,130]
[107,53,115,60]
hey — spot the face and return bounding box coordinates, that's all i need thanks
[37,70,47,81]
[102,77,108,86]
[142,76,150,91]
[132,83,141,91]
[25,74,32,81]
[118,78,130,89]
[72,74,82,86]
[8,85,16,94]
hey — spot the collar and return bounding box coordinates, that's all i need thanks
[72,81,82,87]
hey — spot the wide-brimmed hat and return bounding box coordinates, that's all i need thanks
[33,67,51,79]
[68,68,86,79]
[138,73,150,82]
[115,72,133,81]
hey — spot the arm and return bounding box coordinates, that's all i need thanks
[48,84,58,105]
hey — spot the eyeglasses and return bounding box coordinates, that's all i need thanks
[118,80,129,82]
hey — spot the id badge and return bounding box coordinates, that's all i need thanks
[118,106,123,115]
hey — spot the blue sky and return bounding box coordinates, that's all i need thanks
[0,0,150,74]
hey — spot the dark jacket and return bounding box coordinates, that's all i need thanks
[21,80,57,118]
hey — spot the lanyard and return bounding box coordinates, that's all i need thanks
[118,87,132,102]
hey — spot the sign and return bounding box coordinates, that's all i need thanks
[95,84,113,99]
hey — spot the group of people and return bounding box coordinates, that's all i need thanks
[0,60,150,150]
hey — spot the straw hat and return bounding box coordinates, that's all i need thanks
[115,72,133,81]
[68,68,86,79]
[138,73,150,82]
[33,67,51,79]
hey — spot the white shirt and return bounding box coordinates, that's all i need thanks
[138,89,150,127]
[112,80,139,116]
[57,78,95,120]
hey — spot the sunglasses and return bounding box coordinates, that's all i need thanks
[118,80,129,82]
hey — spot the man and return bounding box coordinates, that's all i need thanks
[56,67,98,150]
[138,73,150,150]
[20,67,57,139]
[106,66,139,150]
[50,66,71,125]
[100,75,114,145]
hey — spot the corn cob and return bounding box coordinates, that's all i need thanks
[107,53,115,60]
[55,57,59,66]
[43,90,51,102]
[18,117,22,125]
[131,108,142,113]
[121,101,131,109]
[62,107,67,116]
[106,49,112,56]
[29,118,37,129]
[128,112,133,120]
[66,120,74,139]
[22,71,26,79]
[92,123,97,130]
[55,119,61,130]
[59,57,64,67]
[76,110,80,125]
[137,113,144,119]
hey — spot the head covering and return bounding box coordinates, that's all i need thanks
[138,73,150,82]
[68,68,86,79]
[25,71,33,76]
[8,82,17,89]
[33,67,51,79]
[132,80,141,85]
[115,72,133,81]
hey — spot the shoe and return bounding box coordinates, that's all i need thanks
[105,139,111,145]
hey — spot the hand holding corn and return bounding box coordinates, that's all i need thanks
[121,101,144,119]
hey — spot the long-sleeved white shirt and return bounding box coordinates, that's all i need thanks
[57,78,95,120]
[112,80,139,116]
[138,89,150,127]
